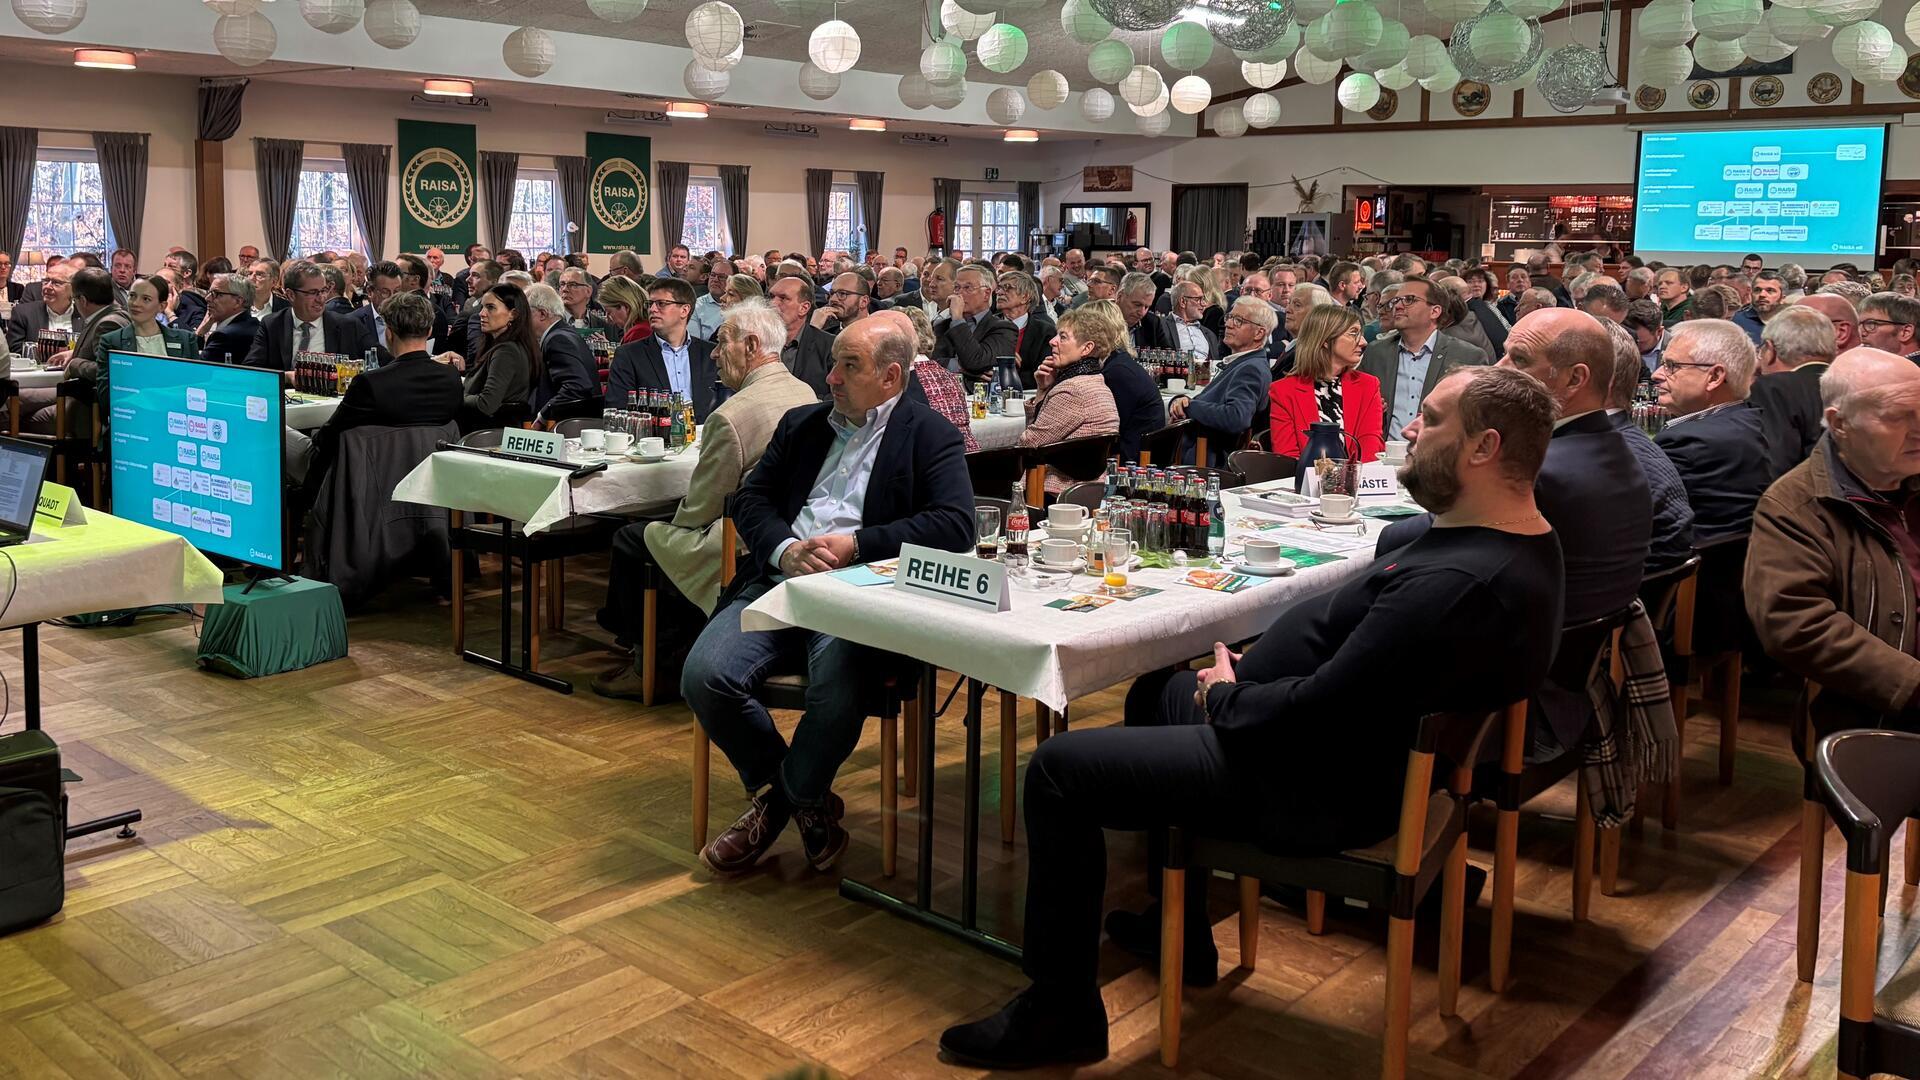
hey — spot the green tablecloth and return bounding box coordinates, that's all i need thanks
[196,577,347,678]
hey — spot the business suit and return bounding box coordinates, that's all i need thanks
[534,322,601,420]
[932,310,1017,380]
[607,334,724,422]
[1,281,20,303]
[1178,348,1270,466]
[1656,401,1773,547]
[173,288,208,333]
[201,313,262,364]
[451,268,473,309]
[243,307,379,372]
[20,280,42,304]
[1609,409,1695,573]
[67,305,129,368]
[288,350,464,488]
[1012,313,1055,389]
[4,301,71,352]
[1747,363,1827,480]
[1128,312,1177,354]
[1357,328,1492,433]
[1162,314,1223,363]
[782,324,836,398]
[1102,349,1165,462]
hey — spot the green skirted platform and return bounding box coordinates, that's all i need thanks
[196,577,348,678]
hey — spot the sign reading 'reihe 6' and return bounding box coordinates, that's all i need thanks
[893,543,1010,613]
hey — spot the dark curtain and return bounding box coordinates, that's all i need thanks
[855,170,883,259]
[656,161,689,256]
[197,78,247,141]
[718,164,749,253]
[253,137,304,262]
[1172,183,1249,257]
[93,133,149,259]
[1018,180,1040,253]
[804,168,833,257]
[0,127,35,267]
[480,150,519,254]
[933,177,962,254]
[556,156,588,256]
[341,143,389,261]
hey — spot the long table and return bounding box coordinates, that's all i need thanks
[392,441,703,534]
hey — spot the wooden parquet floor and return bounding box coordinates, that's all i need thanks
[0,561,1904,1079]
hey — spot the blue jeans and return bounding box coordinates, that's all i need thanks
[680,584,879,808]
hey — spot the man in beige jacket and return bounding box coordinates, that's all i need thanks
[594,298,819,702]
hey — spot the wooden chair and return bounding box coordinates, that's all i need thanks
[1813,729,1920,1080]
[1054,481,1106,513]
[1691,535,1754,785]
[51,380,104,506]
[1157,704,1514,1078]
[1638,555,1700,830]
[1138,420,1191,467]
[1797,681,1827,984]
[1227,449,1297,486]
[1024,432,1115,506]
[965,445,1027,499]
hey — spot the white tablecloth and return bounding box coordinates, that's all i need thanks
[391,442,703,534]
[285,396,338,431]
[972,412,1026,451]
[5,506,225,627]
[11,367,61,389]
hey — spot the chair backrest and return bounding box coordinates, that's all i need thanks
[1138,420,1190,466]
[1548,602,1636,692]
[1817,730,1920,875]
[1638,554,1701,653]
[460,428,505,449]
[1185,465,1245,490]
[1055,482,1105,512]
[1228,449,1296,486]
[1031,432,1115,483]
[553,417,606,438]
[1416,706,1509,784]
[1692,535,1753,655]
[1381,703,1512,917]
[966,445,1026,498]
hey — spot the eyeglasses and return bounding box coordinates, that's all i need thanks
[288,286,328,299]
[829,289,869,301]
[1384,295,1432,310]
[1656,359,1718,373]
[1224,314,1255,328]
[560,281,592,291]
[1858,318,1914,334]
[646,298,689,308]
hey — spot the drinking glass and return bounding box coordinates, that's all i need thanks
[974,506,1001,559]
[1102,529,1133,594]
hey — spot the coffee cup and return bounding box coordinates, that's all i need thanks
[1167,378,1187,393]
[1319,493,1356,519]
[637,436,666,457]
[1001,394,1023,416]
[580,427,606,450]
[1242,538,1283,566]
[1048,503,1087,527]
[604,431,634,454]
[1037,538,1081,567]
[1384,439,1408,460]
[1044,521,1088,542]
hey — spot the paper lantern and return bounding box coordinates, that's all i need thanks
[1862,44,1907,81]
[364,0,418,48]
[1169,73,1211,112]
[1243,90,1282,125]
[895,72,932,107]
[922,40,967,84]
[205,0,259,15]
[1377,61,1416,88]
[1469,11,1531,66]
[949,0,997,15]
[1162,19,1214,68]
[1204,0,1296,51]
[213,12,276,65]
[299,0,363,34]
[1136,109,1172,135]
[1535,42,1607,109]
[977,23,1028,72]
[809,19,861,73]
[12,0,86,34]
[1504,0,1561,17]
[1091,0,1180,32]
[1689,34,1745,69]
[1242,59,1287,86]
[1119,63,1164,104]
[1768,4,1831,44]
[1833,19,1895,70]
[800,61,841,99]
[1424,0,1489,24]
[1693,0,1761,40]
[1418,56,1460,90]
[941,0,995,40]
[1235,24,1301,63]
[503,26,555,77]
[930,77,969,108]
[1337,71,1381,110]
[1810,0,1878,27]
[1637,0,1695,46]
[1294,45,1343,82]
[1739,24,1794,61]
[1128,83,1170,114]
[1028,69,1069,108]
[1449,1,1543,82]
[701,41,745,71]
[1211,104,1249,137]
[1088,38,1134,81]
[1315,2,1384,59]
[1081,86,1116,119]
[986,86,1027,123]
[686,2,743,60]
[684,58,729,98]
[1493,48,1544,86]
[1404,33,1449,77]
[774,0,832,19]
[1907,1,1920,46]
[1062,0,1114,42]
[1636,44,1694,87]
[588,0,648,21]
[1293,0,1336,21]
[1353,18,1410,71]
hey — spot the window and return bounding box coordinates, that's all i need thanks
[951,194,1019,260]
[289,158,363,259]
[824,182,862,257]
[19,148,113,281]
[506,169,563,256]
[682,176,731,254]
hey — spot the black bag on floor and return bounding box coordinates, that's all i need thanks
[0,731,65,936]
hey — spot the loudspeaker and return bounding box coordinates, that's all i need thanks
[0,730,65,936]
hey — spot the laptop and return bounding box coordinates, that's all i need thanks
[0,437,53,547]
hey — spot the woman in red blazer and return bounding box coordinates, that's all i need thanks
[1268,304,1385,462]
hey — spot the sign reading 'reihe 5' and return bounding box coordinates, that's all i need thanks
[501,428,564,462]
[892,543,1010,612]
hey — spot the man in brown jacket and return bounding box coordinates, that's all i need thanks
[1746,347,1920,740]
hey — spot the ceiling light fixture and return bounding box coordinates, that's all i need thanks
[1004,128,1039,141]
[666,101,710,118]
[849,118,887,131]
[73,49,136,70]
[422,78,474,97]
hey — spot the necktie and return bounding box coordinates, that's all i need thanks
[297,321,313,354]
[1015,327,1024,355]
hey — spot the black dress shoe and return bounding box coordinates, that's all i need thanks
[938,986,1108,1070]
[1103,905,1219,987]
[795,792,849,871]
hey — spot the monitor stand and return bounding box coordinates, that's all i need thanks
[239,567,298,595]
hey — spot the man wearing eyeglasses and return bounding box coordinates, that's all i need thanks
[1857,292,1920,364]
[691,257,732,341]
[609,277,723,422]
[815,271,874,336]
[1169,296,1274,466]
[932,264,1015,380]
[1652,318,1774,546]
[1359,276,1492,434]
[558,267,614,340]
[243,262,380,373]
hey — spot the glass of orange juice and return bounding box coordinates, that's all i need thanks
[1102,528,1135,594]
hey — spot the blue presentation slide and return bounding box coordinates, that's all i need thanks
[1634,125,1886,259]
[106,351,285,569]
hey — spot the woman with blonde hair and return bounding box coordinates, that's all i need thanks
[1266,304,1383,461]
[722,274,761,306]
[1192,265,1229,340]
[1019,300,1122,493]
[595,274,655,345]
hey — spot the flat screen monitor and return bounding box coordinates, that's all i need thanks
[106,351,286,570]
[1633,124,1887,266]
[0,437,50,543]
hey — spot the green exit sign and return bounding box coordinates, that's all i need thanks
[984,168,999,180]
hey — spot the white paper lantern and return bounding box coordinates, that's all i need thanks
[1088,38,1134,81]
[1295,45,1343,82]
[1028,69,1070,108]
[1693,0,1761,40]
[13,0,86,34]
[1162,19,1215,68]
[300,0,363,34]
[1376,61,1416,88]
[1136,109,1172,135]
[1862,44,1907,81]
[977,23,1029,72]
[1235,24,1301,62]
[809,18,861,73]
[1469,11,1531,66]
[922,40,967,84]
[800,61,841,99]
[1211,104,1249,137]
[1119,63,1164,104]
[1690,34,1745,69]
[1293,0,1336,21]
[1353,18,1410,71]
[1312,2,1384,59]
[701,41,744,71]
[1062,0,1115,42]
[942,0,996,39]
[1907,0,1920,47]
[931,77,968,108]
[1503,0,1561,17]
[587,0,648,21]
[986,86,1027,123]
[503,26,555,77]
[1404,33,1449,77]
[1337,71,1381,110]
[213,12,276,65]
[1739,24,1794,61]
[896,72,932,107]
[1424,0,1489,24]
[1637,0,1695,46]
[686,2,743,60]
[684,59,730,98]
[205,0,260,15]
[1810,0,1878,27]
[1081,86,1116,119]
[1170,73,1211,112]
[1418,56,1460,90]
[364,0,418,48]
[1242,59,1287,86]
[1768,4,1831,44]
[1636,44,1694,86]
[1833,19,1895,70]
[1243,90,1282,125]
[950,0,998,15]
[1129,82,1170,115]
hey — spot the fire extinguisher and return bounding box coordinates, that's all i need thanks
[926,208,946,252]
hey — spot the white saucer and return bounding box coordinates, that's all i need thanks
[626,451,670,463]
[1309,512,1364,526]
[1228,555,1296,576]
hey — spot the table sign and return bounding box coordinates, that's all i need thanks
[33,482,81,526]
[1356,463,1399,500]
[893,543,1010,613]
[501,428,565,461]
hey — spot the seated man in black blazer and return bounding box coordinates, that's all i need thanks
[931,264,1016,381]
[607,277,723,422]
[995,270,1055,390]
[1162,278,1223,363]
[1748,304,1835,481]
[769,275,835,398]
[1653,318,1774,546]
[525,283,602,422]
[245,263,379,372]
[285,292,462,488]
[198,274,263,365]
[1119,272,1176,354]
[3,260,75,352]
[683,316,973,877]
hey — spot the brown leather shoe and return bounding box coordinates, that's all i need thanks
[700,790,792,875]
[796,792,849,871]
[590,664,649,702]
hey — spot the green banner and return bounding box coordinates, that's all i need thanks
[397,119,478,253]
[585,131,652,255]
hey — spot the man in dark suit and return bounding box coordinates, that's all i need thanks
[450,243,489,309]
[1749,305,1835,481]
[393,254,451,346]
[682,316,973,876]
[244,263,379,372]
[890,258,954,319]
[816,271,876,336]
[770,275,835,398]
[994,271,1054,390]
[1118,272,1176,354]
[526,283,601,422]
[1163,279,1223,363]
[242,258,291,324]
[198,274,262,364]
[0,253,21,303]
[608,277,724,422]
[932,265,1016,381]
[1654,318,1774,546]
[1359,276,1493,435]
[1603,321,1695,574]
[1172,297,1273,466]
[3,261,75,352]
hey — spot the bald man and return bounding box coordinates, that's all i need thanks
[1798,292,1861,354]
[1747,347,1920,740]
